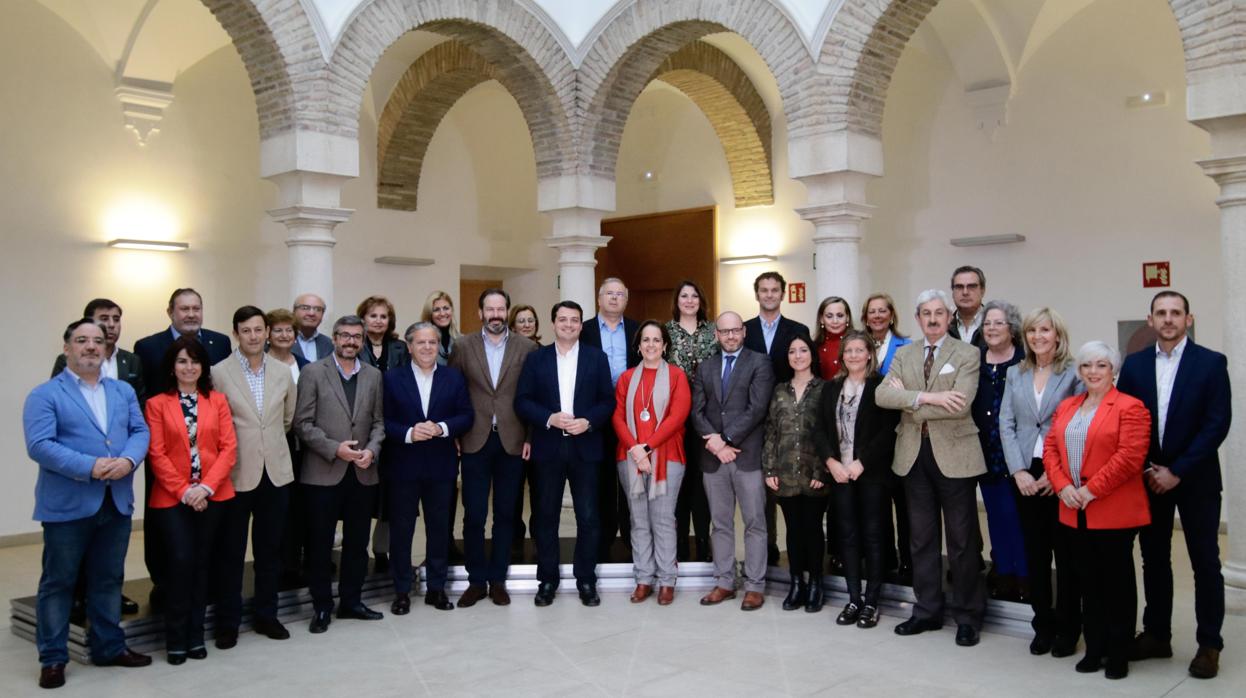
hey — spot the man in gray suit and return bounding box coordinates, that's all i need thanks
[877,289,987,647]
[691,311,775,611]
[295,315,386,633]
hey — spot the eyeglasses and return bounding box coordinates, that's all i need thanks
[602,291,627,299]
[951,284,981,292]
[981,320,1010,328]
[295,304,326,313]
[335,332,364,341]
[716,327,745,336]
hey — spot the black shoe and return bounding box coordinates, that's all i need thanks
[805,580,824,613]
[372,553,389,574]
[94,649,152,668]
[391,593,410,615]
[39,663,66,688]
[577,583,600,607]
[1030,632,1053,656]
[309,610,331,634]
[955,624,980,647]
[337,603,383,621]
[837,602,862,625]
[1075,655,1104,673]
[120,594,139,615]
[857,605,881,629]
[1128,631,1173,661]
[424,591,454,611]
[534,582,557,607]
[1104,659,1128,680]
[1051,637,1077,658]
[167,652,186,666]
[214,629,238,650]
[187,647,207,660]
[782,579,808,611]
[894,616,943,636]
[253,617,290,640]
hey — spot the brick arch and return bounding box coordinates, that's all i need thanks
[652,42,773,207]
[376,41,498,210]
[325,0,575,179]
[576,0,819,180]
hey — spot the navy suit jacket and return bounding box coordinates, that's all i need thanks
[579,315,641,374]
[133,327,232,399]
[514,342,616,464]
[743,315,810,384]
[1117,340,1231,491]
[382,364,474,482]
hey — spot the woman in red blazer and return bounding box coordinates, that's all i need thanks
[145,336,237,665]
[612,321,691,606]
[1043,341,1150,680]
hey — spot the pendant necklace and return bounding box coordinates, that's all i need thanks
[639,378,653,422]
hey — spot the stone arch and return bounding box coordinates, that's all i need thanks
[325,0,575,180]
[651,42,774,207]
[376,41,499,210]
[576,0,819,180]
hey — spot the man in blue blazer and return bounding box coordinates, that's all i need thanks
[23,319,153,688]
[1117,291,1232,679]
[382,322,473,614]
[515,300,616,607]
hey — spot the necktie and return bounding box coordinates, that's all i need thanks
[721,354,736,398]
[923,345,935,383]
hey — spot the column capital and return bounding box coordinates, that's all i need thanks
[798,201,876,229]
[1198,154,1246,182]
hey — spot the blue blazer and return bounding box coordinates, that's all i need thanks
[133,327,232,399]
[1117,340,1231,491]
[514,343,616,464]
[23,372,150,522]
[878,335,912,376]
[382,364,474,482]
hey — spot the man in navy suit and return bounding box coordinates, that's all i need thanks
[131,287,231,611]
[515,300,616,607]
[1117,291,1231,679]
[579,277,639,559]
[382,322,473,614]
[291,293,334,363]
[23,319,153,689]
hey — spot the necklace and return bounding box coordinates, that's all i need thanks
[639,371,655,422]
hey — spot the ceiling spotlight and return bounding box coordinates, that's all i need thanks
[1127,91,1167,108]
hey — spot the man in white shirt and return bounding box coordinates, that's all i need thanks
[948,266,987,347]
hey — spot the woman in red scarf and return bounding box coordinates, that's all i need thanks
[612,321,691,606]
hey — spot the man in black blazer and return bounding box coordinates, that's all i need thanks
[947,266,987,348]
[131,287,231,609]
[291,293,334,363]
[515,300,616,607]
[579,277,640,558]
[1117,291,1232,679]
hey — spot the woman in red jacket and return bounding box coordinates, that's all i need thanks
[1043,340,1150,680]
[145,336,237,664]
[612,320,691,606]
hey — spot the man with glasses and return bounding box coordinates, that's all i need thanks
[291,293,332,363]
[948,266,987,348]
[691,312,774,611]
[294,316,386,633]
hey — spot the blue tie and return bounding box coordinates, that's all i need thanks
[721,354,736,398]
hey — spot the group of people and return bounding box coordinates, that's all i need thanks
[23,267,1230,689]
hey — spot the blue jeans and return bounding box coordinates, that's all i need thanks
[37,494,131,666]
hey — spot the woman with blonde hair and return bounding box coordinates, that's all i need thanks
[421,291,461,365]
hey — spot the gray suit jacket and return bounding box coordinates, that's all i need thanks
[214,353,298,491]
[875,336,986,478]
[690,348,775,473]
[294,356,385,486]
[448,331,537,456]
[291,332,334,363]
[998,363,1083,476]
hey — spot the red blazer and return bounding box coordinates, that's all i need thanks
[612,364,691,467]
[1043,387,1151,530]
[145,391,237,509]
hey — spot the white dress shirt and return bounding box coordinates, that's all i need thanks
[100,349,118,382]
[64,367,108,432]
[1155,337,1187,447]
[297,332,323,362]
[555,341,579,418]
[956,307,984,343]
[405,363,450,442]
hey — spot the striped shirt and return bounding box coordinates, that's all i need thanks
[237,350,265,417]
[1064,405,1098,488]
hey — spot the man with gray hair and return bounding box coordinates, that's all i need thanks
[291,293,332,362]
[877,289,988,646]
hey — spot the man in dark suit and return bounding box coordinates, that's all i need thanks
[291,293,333,363]
[579,277,639,558]
[742,271,808,564]
[295,315,386,633]
[691,311,774,611]
[449,288,538,608]
[130,287,231,610]
[50,298,143,619]
[1117,291,1231,679]
[382,322,474,614]
[515,300,616,607]
[947,266,987,348]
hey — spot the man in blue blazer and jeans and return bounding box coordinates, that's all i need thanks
[515,300,616,607]
[23,319,153,689]
[1117,291,1232,679]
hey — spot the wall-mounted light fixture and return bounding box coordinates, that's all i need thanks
[107,238,189,252]
[375,256,435,266]
[1126,91,1167,108]
[721,254,778,265]
[949,234,1026,248]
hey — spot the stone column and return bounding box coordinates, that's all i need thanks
[539,175,617,312]
[268,204,352,315]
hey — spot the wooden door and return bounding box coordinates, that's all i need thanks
[458,278,501,336]
[597,207,717,323]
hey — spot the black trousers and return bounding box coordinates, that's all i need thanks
[280,433,307,581]
[513,458,539,548]
[1140,481,1225,650]
[1014,457,1080,639]
[904,438,986,627]
[778,494,827,580]
[675,421,712,560]
[215,471,289,630]
[142,461,167,595]
[462,432,524,585]
[597,429,629,557]
[150,502,224,653]
[882,481,913,571]
[390,476,453,593]
[534,440,600,586]
[834,478,887,605]
[305,469,377,612]
[1065,518,1138,665]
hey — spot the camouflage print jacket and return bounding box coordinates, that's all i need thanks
[762,377,829,497]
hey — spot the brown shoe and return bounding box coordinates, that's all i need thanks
[1189,647,1220,679]
[94,648,152,668]
[457,585,488,608]
[630,584,653,603]
[39,664,65,689]
[657,586,675,605]
[699,587,737,606]
[741,591,765,611]
[488,583,511,606]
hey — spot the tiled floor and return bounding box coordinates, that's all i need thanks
[1,517,1241,697]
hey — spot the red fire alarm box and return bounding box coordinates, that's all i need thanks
[1142,262,1170,288]
[788,282,806,304]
